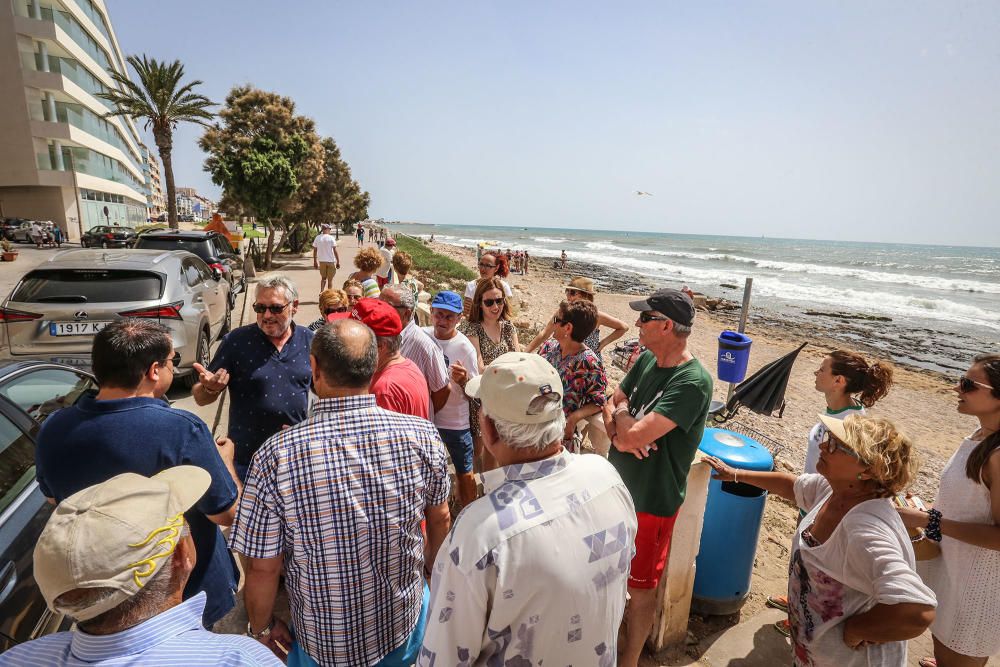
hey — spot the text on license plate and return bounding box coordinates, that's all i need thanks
[49,321,111,336]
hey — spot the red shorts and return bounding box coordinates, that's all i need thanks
[629,511,679,589]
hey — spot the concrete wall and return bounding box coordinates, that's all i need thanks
[0,185,81,241]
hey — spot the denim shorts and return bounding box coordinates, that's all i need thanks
[437,427,474,474]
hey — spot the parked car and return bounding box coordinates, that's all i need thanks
[134,230,246,299]
[79,225,137,249]
[0,360,97,652]
[7,222,37,244]
[0,219,29,241]
[0,249,231,387]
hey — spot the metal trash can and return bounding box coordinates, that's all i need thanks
[692,427,774,615]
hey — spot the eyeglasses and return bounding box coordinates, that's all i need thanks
[478,263,496,269]
[160,353,180,369]
[482,297,505,308]
[324,306,348,315]
[639,311,669,324]
[252,302,291,315]
[958,376,993,393]
[819,433,864,461]
[552,315,567,325]
[565,288,583,297]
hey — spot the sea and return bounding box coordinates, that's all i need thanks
[393,222,1000,374]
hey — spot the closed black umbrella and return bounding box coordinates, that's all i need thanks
[721,342,808,419]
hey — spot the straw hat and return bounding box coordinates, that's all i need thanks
[564,277,595,295]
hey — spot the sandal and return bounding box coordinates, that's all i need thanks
[773,619,791,637]
[917,659,937,667]
[766,595,789,612]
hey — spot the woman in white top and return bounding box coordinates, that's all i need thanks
[898,353,1000,667]
[462,253,512,317]
[705,414,936,667]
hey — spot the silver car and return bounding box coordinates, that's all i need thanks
[0,249,231,386]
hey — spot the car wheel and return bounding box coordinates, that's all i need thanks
[101,240,109,249]
[183,328,211,389]
[220,301,232,336]
[80,238,89,248]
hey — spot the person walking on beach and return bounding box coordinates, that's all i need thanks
[706,415,936,667]
[312,223,341,292]
[897,353,1000,667]
[231,319,452,666]
[527,276,629,356]
[420,352,637,666]
[601,288,712,667]
[560,249,567,269]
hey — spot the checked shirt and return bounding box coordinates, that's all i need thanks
[230,394,451,666]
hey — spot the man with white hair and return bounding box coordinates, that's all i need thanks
[381,284,450,413]
[312,223,340,291]
[0,467,280,666]
[420,352,637,666]
[193,275,314,480]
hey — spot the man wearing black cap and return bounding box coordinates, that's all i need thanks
[602,288,713,667]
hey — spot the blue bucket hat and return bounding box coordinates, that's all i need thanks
[431,291,463,314]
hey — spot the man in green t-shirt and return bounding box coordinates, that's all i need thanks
[603,288,713,667]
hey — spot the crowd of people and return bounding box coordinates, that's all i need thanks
[5,226,998,667]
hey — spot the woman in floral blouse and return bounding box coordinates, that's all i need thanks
[537,299,610,454]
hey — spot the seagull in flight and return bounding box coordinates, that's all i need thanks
[635,190,654,196]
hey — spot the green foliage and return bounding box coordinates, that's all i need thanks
[394,235,475,291]
[286,137,370,236]
[209,134,310,220]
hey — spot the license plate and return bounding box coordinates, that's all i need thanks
[49,321,111,336]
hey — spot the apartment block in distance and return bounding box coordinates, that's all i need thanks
[0,0,148,240]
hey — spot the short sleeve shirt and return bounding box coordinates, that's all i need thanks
[608,352,713,517]
[538,339,608,416]
[34,395,239,626]
[371,358,430,419]
[208,323,314,465]
[464,278,512,299]
[422,328,479,430]
[312,233,337,263]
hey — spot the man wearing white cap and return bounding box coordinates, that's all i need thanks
[0,467,280,666]
[312,223,340,292]
[419,352,637,666]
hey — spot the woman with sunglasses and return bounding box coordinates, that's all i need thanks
[348,246,383,298]
[705,414,936,667]
[465,277,520,471]
[342,279,364,308]
[526,276,628,355]
[897,354,1000,667]
[463,253,512,317]
[307,289,349,331]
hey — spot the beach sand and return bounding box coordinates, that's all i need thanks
[421,239,975,664]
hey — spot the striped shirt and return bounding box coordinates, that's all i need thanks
[0,593,280,666]
[229,394,451,666]
[400,319,450,393]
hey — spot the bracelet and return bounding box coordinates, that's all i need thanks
[612,405,630,418]
[925,508,943,542]
[247,617,274,639]
[734,469,739,484]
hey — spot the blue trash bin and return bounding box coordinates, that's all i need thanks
[717,331,752,383]
[692,428,774,615]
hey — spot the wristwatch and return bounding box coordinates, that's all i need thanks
[247,618,274,640]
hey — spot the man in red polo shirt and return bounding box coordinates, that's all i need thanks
[352,298,430,419]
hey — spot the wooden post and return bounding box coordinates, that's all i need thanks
[647,458,712,650]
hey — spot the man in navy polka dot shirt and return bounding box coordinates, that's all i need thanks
[194,275,314,480]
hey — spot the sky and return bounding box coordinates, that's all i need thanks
[107,1,1000,246]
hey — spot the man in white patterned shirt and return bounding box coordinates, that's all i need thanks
[420,352,637,666]
[231,319,452,666]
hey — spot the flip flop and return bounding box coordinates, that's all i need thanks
[773,619,791,637]
[766,595,789,612]
[917,658,937,667]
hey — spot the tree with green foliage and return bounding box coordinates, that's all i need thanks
[286,137,370,239]
[199,86,322,268]
[98,55,214,229]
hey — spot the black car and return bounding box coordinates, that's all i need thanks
[0,361,98,652]
[80,225,137,249]
[134,230,246,298]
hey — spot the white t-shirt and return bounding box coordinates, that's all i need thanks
[422,327,479,430]
[788,474,936,667]
[312,233,337,263]
[463,278,513,299]
[803,404,865,474]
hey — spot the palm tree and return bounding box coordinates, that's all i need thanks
[98,55,214,229]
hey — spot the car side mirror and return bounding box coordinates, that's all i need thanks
[211,268,224,282]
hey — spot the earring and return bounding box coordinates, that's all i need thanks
[856,473,864,480]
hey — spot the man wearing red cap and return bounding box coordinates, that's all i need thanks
[352,298,430,419]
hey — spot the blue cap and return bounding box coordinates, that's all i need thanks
[431,291,463,313]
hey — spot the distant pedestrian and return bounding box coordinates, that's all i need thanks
[52,224,63,247]
[357,225,364,245]
[0,468,280,666]
[560,249,567,269]
[30,220,43,248]
[231,319,451,666]
[34,319,241,626]
[421,352,637,665]
[524,249,529,273]
[312,223,341,292]
[193,275,313,480]
[602,288,713,667]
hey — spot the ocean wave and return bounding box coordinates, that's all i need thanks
[533,237,570,244]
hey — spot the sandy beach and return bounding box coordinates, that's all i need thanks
[415,237,978,661]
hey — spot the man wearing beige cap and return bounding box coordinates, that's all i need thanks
[420,352,637,666]
[0,467,280,666]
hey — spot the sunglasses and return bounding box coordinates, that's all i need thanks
[478,263,496,270]
[252,302,291,315]
[639,311,669,324]
[482,297,505,308]
[958,376,993,393]
[565,288,584,296]
[324,306,348,315]
[552,315,567,325]
[819,433,864,461]
[160,353,181,368]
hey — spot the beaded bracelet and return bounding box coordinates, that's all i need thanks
[925,508,943,542]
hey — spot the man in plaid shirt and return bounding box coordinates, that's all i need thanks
[230,318,452,666]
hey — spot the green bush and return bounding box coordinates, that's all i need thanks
[394,234,475,291]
